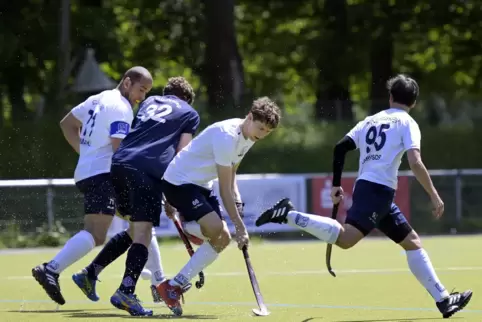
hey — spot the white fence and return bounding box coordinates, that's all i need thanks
[1,169,482,236]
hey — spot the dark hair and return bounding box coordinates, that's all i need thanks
[387,74,419,107]
[250,97,281,129]
[163,76,195,104]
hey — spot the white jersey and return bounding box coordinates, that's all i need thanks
[71,89,133,182]
[164,118,255,189]
[347,108,421,189]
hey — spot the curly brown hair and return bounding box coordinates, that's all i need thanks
[163,76,195,104]
[250,97,281,129]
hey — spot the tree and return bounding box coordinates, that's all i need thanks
[203,0,245,117]
[314,0,353,121]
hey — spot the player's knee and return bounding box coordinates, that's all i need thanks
[131,222,153,247]
[210,224,231,252]
[198,212,230,252]
[335,224,363,250]
[336,238,357,250]
[198,212,224,239]
[398,229,422,251]
[84,214,112,246]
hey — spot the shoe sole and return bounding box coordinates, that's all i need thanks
[110,297,153,317]
[72,274,99,302]
[443,291,473,319]
[32,267,66,305]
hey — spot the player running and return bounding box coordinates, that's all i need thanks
[156,97,281,316]
[255,75,472,319]
[32,67,153,305]
[74,77,200,317]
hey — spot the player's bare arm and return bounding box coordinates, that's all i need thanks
[60,111,82,154]
[407,148,444,218]
[217,164,249,249]
[176,133,194,153]
[110,138,123,152]
[331,136,357,204]
[232,163,245,217]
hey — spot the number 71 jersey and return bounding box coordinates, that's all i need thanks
[346,108,421,189]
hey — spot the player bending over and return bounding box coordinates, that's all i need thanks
[75,77,200,317]
[156,97,281,316]
[256,75,472,319]
[32,67,153,305]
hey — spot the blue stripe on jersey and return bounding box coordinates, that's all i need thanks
[110,121,130,136]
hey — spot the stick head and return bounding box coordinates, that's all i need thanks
[252,308,271,316]
[328,268,336,277]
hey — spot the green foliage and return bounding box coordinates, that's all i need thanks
[0,221,70,249]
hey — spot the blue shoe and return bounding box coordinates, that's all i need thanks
[110,289,153,317]
[72,269,99,302]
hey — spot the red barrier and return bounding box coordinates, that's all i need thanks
[311,176,411,224]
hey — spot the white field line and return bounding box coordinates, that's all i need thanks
[4,266,482,280]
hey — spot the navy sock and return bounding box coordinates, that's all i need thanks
[119,243,149,295]
[86,231,132,279]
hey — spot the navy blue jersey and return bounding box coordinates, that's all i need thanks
[112,95,200,179]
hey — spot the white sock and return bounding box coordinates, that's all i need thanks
[406,248,450,302]
[169,242,219,287]
[145,234,165,286]
[286,210,341,244]
[47,230,96,274]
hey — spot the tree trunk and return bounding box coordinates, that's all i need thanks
[203,0,245,118]
[315,0,353,121]
[369,3,395,115]
[5,62,28,123]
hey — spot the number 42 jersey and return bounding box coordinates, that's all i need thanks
[346,108,421,190]
[112,95,200,179]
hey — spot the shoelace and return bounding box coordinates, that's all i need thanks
[180,283,192,304]
[132,294,144,306]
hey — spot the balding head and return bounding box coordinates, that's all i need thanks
[120,66,153,85]
[117,66,153,106]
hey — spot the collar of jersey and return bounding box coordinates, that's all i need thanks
[237,122,254,143]
[114,89,132,108]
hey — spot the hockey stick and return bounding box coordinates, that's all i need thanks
[325,202,340,277]
[242,245,270,316]
[172,217,205,289]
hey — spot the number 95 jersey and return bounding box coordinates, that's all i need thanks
[346,108,421,190]
[112,95,200,179]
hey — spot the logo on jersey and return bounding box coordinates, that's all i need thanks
[192,199,203,209]
[110,121,130,136]
[117,122,129,134]
[369,212,379,224]
[238,146,249,157]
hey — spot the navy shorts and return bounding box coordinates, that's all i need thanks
[162,180,222,222]
[75,173,116,215]
[111,163,163,226]
[346,179,413,244]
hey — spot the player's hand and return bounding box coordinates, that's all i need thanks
[164,201,177,219]
[430,193,444,219]
[235,201,245,218]
[331,186,344,205]
[235,226,250,250]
